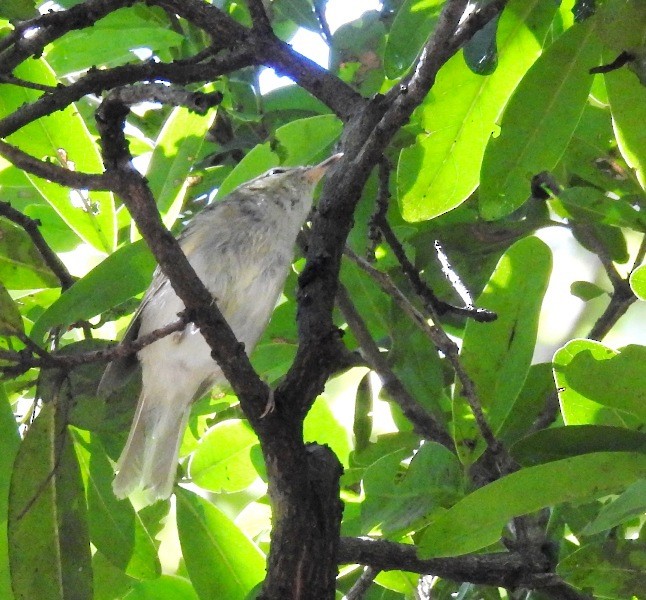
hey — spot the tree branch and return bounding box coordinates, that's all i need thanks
[335,282,453,449]
[0,200,75,290]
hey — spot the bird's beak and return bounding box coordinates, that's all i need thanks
[304,152,343,184]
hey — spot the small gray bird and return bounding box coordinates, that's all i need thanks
[99,153,342,503]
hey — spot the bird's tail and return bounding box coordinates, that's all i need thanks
[112,390,191,503]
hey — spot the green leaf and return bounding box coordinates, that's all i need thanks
[630,264,646,300]
[397,0,557,221]
[145,106,217,232]
[497,363,556,446]
[384,0,444,78]
[388,307,447,424]
[273,0,320,32]
[71,429,161,580]
[463,15,499,76]
[511,425,646,466]
[304,394,352,469]
[92,551,136,600]
[353,374,372,454]
[45,8,183,75]
[189,420,260,493]
[479,18,601,220]
[275,115,342,166]
[558,343,646,420]
[584,479,646,535]
[380,443,462,536]
[570,280,607,301]
[216,142,279,198]
[8,403,93,600]
[0,59,116,252]
[124,575,199,600]
[553,339,642,427]
[557,539,646,599]
[176,488,265,600]
[31,240,155,342]
[0,386,20,600]
[554,186,646,231]
[0,283,23,335]
[418,452,646,558]
[0,0,36,19]
[603,13,646,188]
[454,237,552,463]
[0,218,58,290]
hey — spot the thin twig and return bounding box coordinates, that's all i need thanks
[343,246,507,460]
[371,160,496,323]
[343,566,379,600]
[336,283,453,449]
[0,140,116,192]
[0,73,60,92]
[0,317,188,375]
[0,200,75,290]
[313,0,333,45]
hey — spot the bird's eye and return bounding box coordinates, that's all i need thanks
[266,167,287,176]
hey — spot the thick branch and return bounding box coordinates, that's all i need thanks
[0,48,254,138]
[95,90,270,420]
[286,0,509,407]
[338,538,592,599]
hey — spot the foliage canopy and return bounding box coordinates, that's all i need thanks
[1,0,646,599]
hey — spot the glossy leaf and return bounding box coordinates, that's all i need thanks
[45,8,183,75]
[145,106,218,232]
[397,0,557,221]
[554,186,646,232]
[630,264,646,300]
[0,283,23,336]
[418,452,646,558]
[1,60,116,252]
[0,219,58,290]
[511,425,646,466]
[480,19,601,220]
[570,280,607,301]
[558,540,646,598]
[554,339,634,427]
[384,0,444,78]
[189,419,260,493]
[30,240,155,343]
[176,488,265,600]
[584,479,646,535]
[275,114,342,166]
[216,142,279,198]
[71,429,161,580]
[8,403,92,600]
[454,237,552,463]
[304,395,352,468]
[555,341,646,423]
[0,387,20,600]
[124,575,199,600]
[606,64,646,189]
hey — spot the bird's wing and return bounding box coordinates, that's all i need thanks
[97,267,169,398]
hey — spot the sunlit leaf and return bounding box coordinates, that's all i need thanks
[480,18,601,220]
[419,452,646,558]
[176,488,265,600]
[454,236,552,464]
[398,0,557,221]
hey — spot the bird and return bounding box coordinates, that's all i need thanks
[98,153,342,503]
